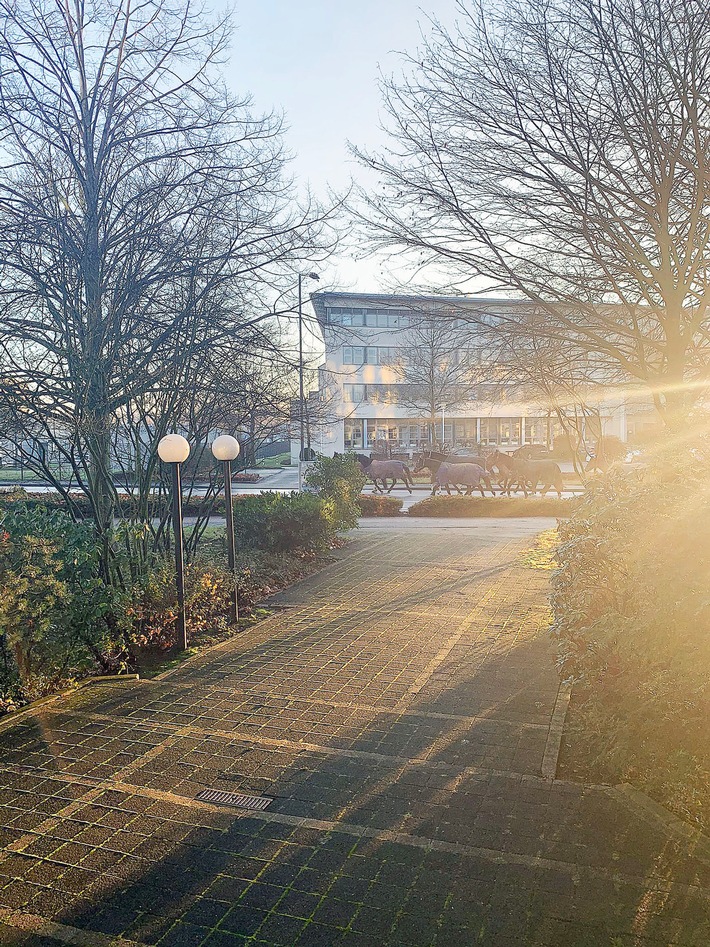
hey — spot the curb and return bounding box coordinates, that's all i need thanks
[541,681,572,779]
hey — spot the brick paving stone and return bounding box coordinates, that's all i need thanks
[0,524,709,946]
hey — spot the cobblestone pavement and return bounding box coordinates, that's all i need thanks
[0,524,709,947]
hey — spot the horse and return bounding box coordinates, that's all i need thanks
[421,449,490,469]
[414,454,495,496]
[355,453,414,493]
[489,449,564,498]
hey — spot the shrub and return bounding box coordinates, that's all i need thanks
[408,495,579,517]
[125,560,245,653]
[552,458,710,829]
[0,506,118,701]
[124,549,318,659]
[357,494,403,516]
[232,492,338,556]
[304,454,366,529]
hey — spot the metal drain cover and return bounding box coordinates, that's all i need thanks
[196,789,272,810]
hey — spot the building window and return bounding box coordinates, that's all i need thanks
[365,384,403,404]
[527,419,548,444]
[498,418,520,444]
[342,346,399,365]
[344,420,364,449]
[343,384,366,402]
[480,418,498,444]
[329,307,409,328]
[342,346,365,364]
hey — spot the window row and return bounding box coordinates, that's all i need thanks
[342,383,508,403]
[342,346,399,365]
[343,383,403,403]
[328,308,409,328]
[343,417,550,449]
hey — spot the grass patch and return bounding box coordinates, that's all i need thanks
[256,452,291,468]
[518,529,559,570]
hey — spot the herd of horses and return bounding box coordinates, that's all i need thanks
[350,448,565,499]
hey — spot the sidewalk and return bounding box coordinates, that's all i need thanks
[0,523,708,946]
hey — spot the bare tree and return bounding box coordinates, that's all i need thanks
[393,317,478,445]
[354,0,710,431]
[488,333,608,474]
[0,0,333,577]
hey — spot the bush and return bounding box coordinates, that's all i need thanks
[232,492,338,556]
[304,454,366,529]
[0,505,119,701]
[357,494,403,516]
[124,550,319,660]
[125,560,244,653]
[552,458,710,829]
[408,495,579,517]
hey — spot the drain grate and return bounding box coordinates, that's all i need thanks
[196,789,272,810]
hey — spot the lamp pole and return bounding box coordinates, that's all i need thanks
[297,271,320,491]
[211,435,241,624]
[158,434,191,651]
[298,274,305,478]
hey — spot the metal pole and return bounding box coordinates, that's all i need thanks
[223,458,239,624]
[172,461,187,651]
[298,273,304,491]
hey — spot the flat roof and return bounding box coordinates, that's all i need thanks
[310,291,530,329]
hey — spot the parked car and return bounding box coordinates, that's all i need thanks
[511,444,552,460]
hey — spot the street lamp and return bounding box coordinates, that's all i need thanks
[211,434,241,624]
[158,433,191,651]
[298,271,320,490]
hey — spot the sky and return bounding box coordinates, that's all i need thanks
[222,0,461,294]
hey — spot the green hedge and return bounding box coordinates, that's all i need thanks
[357,494,403,516]
[408,495,579,517]
[232,492,338,556]
[552,460,710,831]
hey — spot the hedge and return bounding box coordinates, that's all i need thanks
[407,495,580,517]
[0,489,253,519]
[357,494,403,516]
[552,459,710,830]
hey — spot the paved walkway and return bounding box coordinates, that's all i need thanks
[0,524,708,946]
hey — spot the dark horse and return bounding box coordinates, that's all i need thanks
[420,449,490,469]
[489,449,564,498]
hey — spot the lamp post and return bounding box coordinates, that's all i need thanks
[211,434,241,624]
[298,271,320,490]
[157,433,191,651]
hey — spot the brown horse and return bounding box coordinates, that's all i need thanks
[489,450,564,498]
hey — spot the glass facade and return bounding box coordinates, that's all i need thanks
[328,307,409,328]
[347,416,551,451]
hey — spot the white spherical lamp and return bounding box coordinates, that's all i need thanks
[157,433,191,464]
[211,435,241,461]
